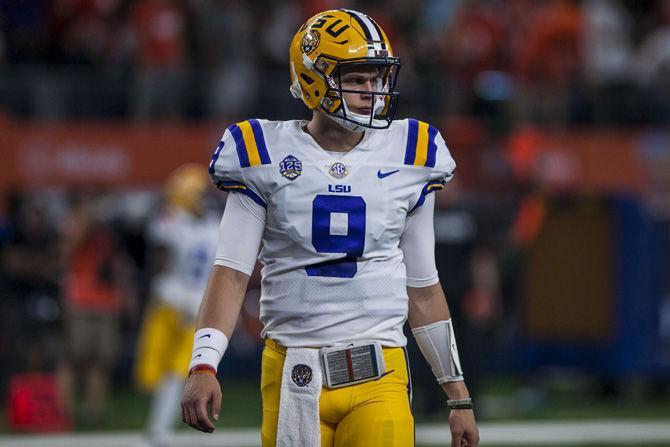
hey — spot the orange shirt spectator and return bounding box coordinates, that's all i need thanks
[62,226,123,314]
[60,196,134,316]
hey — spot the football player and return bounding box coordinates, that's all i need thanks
[134,164,220,446]
[182,9,479,447]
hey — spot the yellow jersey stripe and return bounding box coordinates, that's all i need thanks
[413,121,429,166]
[238,120,262,167]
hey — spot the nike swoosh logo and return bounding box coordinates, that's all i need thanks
[377,169,399,179]
[193,354,202,359]
[197,334,211,340]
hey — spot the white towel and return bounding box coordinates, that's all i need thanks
[276,347,322,447]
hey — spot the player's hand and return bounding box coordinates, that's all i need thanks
[181,372,222,433]
[449,409,479,446]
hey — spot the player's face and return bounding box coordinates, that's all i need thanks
[338,65,382,115]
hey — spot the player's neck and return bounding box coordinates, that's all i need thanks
[305,113,364,152]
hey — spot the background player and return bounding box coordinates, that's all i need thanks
[134,164,220,446]
[182,9,479,447]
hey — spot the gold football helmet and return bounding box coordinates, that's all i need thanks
[289,9,401,131]
[164,164,210,214]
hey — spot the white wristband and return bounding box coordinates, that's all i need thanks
[412,319,464,383]
[188,328,229,373]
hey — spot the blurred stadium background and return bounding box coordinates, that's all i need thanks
[1,0,670,446]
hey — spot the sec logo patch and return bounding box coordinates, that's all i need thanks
[329,162,348,179]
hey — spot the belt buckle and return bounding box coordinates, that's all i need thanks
[320,341,386,389]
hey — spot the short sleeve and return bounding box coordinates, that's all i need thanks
[404,119,456,213]
[208,120,272,208]
[428,129,456,183]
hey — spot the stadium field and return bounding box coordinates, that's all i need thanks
[3,380,670,445]
[2,421,670,447]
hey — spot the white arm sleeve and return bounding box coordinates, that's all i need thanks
[214,192,266,275]
[400,193,439,288]
[412,319,464,383]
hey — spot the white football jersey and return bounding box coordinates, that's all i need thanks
[209,118,455,347]
[148,208,220,316]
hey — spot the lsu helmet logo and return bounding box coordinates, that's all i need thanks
[291,364,313,387]
[300,30,321,55]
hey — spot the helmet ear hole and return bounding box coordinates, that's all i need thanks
[315,90,320,97]
[300,73,315,85]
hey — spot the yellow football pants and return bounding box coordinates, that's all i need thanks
[261,339,414,447]
[134,301,195,391]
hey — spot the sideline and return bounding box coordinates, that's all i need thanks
[1,420,670,446]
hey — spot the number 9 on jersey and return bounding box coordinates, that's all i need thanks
[306,195,366,278]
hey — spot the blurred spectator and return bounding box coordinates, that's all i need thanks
[189,0,259,118]
[259,0,301,67]
[438,0,510,120]
[581,0,633,86]
[633,0,670,124]
[636,27,670,87]
[56,191,137,425]
[130,0,187,119]
[257,0,305,117]
[0,0,668,124]
[443,1,509,89]
[133,165,219,446]
[579,0,648,124]
[511,0,583,124]
[50,0,125,66]
[0,193,60,393]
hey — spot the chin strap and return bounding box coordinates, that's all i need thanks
[323,108,364,132]
[323,95,388,131]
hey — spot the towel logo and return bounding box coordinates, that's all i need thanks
[291,364,313,387]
